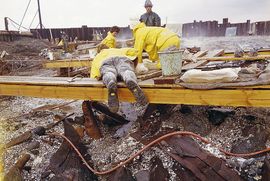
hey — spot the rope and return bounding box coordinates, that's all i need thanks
[18,0,32,31]
[7,18,29,31]
[49,131,270,175]
[29,10,38,29]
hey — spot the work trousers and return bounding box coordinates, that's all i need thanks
[100,56,137,88]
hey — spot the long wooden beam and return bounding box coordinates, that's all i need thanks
[0,76,270,107]
[44,53,270,69]
[224,49,270,56]
[44,59,92,68]
[198,55,270,61]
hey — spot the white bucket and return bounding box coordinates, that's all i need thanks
[158,50,183,76]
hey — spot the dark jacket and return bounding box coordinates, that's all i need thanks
[140,12,161,27]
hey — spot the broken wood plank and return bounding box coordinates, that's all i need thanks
[82,101,102,139]
[91,101,129,125]
[163,136,243,181]
[4,154,30,181]
[45,113,75,130]
[197,55,270,61]
[5,131,32,149]
[137,70,162,81]
[47,121,98,181]
[5,113,74,149]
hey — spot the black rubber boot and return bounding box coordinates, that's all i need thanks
[108,82,119,113]
[126,81,148,107]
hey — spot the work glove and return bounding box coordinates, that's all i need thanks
[135,63,149,75]
[143,59,159,70]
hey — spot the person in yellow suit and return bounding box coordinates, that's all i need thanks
[133,22,180,68]
[91,48,148,113]
[97,26,120,52]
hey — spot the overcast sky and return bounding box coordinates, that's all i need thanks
[0,0,269,30]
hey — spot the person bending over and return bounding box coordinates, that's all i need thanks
[90,48,148,113]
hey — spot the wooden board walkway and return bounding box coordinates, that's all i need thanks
[0,76,270,107]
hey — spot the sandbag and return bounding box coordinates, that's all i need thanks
[180,68,241,83]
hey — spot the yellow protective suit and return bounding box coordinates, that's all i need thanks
[133,22,180,68]
[100,32,116,48]
[90,48,138,79]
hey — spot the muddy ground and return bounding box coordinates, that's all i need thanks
[0,36,270,181]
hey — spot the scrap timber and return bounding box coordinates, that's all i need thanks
[0,76,270,107]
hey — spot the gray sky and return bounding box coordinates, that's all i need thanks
[1,0,269,30]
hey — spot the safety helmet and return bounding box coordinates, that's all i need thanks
[144,0,153,7]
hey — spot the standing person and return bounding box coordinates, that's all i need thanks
[58,31,69,52]
[140,0,161,27]
[97,26,120,52]
[90,48,148,113]
[133,22,180,68]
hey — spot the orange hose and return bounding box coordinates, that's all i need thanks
[49,131,270,175]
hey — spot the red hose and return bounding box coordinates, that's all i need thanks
[49,131,270,175]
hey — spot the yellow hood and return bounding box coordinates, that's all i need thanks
[132,22,146,37]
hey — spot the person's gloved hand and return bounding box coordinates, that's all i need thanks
[143,59,159,70]
[135,63,149,75]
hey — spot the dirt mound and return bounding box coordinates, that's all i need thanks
[0,37,53,75]
[0,37,51,59]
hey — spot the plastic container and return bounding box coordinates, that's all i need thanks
[158,50,183,76]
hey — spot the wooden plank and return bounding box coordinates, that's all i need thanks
[205,49,225,58]
[0,75,269,108]
[1,83,270,107]
[197,55,270,61]
[182,49,224,70]
[153,76,178,84]
[1,76,270,89]
[137,70,162,81]
[193,50,208,58]
[0,76,183,88]
[182,60,208,70]
[224,49,270,56]
[44,59,92,68]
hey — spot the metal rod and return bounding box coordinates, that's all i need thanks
[18,0,32,31]
[4,17,9,31]
[37,0,43,31]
